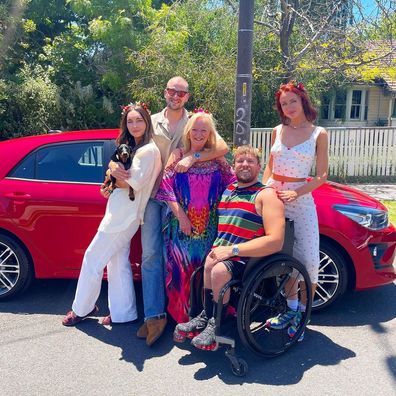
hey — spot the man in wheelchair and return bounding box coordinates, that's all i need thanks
[174,145,285,350]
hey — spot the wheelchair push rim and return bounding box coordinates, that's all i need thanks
[237,256,312,358]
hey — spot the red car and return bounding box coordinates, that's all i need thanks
[0,130,395,310]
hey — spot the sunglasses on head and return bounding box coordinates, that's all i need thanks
[165,88,189,98]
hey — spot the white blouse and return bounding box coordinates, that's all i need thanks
[98,141,162,233]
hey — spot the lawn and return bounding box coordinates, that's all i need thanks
[382,200,396,226]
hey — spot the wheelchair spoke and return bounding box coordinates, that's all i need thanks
[237,258,312,358]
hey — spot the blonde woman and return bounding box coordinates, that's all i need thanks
[156,110,235,323]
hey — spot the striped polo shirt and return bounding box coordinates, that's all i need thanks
[213,181,266,261]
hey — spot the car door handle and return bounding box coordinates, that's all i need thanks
[5,192,32,200]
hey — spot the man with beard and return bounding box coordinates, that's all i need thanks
[173,145,285,351]
[109,76,228,345]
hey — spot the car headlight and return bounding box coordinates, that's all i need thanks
[333,204,389,230]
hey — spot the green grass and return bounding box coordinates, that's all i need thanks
[382,200,396,226]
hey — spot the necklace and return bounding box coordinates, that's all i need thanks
[289,121,310,129]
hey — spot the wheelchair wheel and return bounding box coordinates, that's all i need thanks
[231,358,248,377]
[237,255,312,357]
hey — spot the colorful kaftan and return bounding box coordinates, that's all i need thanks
[156,153,235,323]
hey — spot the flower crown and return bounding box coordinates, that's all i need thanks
[290,80,305,91]
[276,80,306,98]
[120,101,151,116]
[188,107,211,118]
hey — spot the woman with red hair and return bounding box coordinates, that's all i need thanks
[262,81,329,340]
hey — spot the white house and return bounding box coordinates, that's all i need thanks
[319,79,396,127]
[319,42,396,127]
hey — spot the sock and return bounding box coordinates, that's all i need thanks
[203,288,213,318]
[299,302,306,312]
[287,299,298,311]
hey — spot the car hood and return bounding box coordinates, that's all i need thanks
[314,181,387,211]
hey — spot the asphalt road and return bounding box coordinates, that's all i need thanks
[0,279,395,396]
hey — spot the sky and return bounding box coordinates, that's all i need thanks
[357,0,394,18]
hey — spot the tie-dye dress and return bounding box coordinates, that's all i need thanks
[156,152,235,323]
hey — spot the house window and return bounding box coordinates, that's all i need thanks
[350,90,362,119]
[334,90,346,119]
[320,88,368,122]
[320,92,331,119]
[364,91,369,120]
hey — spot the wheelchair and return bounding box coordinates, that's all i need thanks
[186,219,312,376]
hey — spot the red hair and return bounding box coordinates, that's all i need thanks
[275,81,317,124]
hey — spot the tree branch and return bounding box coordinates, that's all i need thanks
[295,0,347,62]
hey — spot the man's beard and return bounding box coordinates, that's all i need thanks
[166,100,183,111]
[236,171,256,184]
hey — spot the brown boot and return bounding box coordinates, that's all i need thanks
[136,322,148,339]
[146,317,167,346]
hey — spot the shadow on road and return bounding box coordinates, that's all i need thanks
[74,318,175,372]
[175,328,355,385]
[2,278,394,327]
[0,279,174,372]
[311,283,396,327]
[1,278,394,383]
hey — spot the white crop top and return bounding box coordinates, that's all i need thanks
[270,124,322,178]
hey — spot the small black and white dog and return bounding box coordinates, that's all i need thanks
[104,143,135,201]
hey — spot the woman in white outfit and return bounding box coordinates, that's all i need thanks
[262,81,328,338]
[62,103,161,326]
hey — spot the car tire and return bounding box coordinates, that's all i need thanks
[312,239,349,311]
[0,234,33,300]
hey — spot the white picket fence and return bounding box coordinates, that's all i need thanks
[250,127,396,178]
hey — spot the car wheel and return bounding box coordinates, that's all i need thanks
[313,240,349,311]
[0,234,33,300]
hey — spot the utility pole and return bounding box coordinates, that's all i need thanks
[233,0,254,146]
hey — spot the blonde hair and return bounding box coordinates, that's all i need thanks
[182,112,217,152]
[233,145,261,164]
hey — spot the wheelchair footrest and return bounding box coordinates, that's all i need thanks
[215,335,235,348]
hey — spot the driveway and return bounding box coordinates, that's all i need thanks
[0,280,395,395]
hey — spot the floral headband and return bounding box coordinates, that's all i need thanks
[276,80,306,98]
[188,107,211,118]
[121,101,151,115]
[286,80,305,91]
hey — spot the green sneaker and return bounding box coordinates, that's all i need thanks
[265,309,300,330]
[287,314,308,340]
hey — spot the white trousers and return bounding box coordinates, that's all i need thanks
[72,220,140,322]
[267,178,320,284]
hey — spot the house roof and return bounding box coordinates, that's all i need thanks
[367,41,396,93]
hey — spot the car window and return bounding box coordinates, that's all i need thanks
[9,141,105,183]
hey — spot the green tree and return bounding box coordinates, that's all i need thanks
[1,0,394,138]
[0,1,165,135]
[0,64,60,139]
[128,0,238,140]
